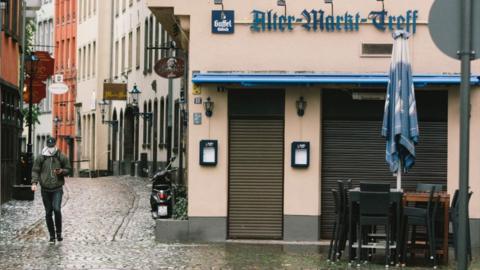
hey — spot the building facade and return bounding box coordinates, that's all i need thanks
[147,0,480,245]
[21,0,55,157]
[1,0,23,204]
[53,0,76,167]
[76,0,184,177]
[109,0,183,177]
[76,0,107,175]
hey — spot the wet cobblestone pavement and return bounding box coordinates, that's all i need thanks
[0,176,329,269]
[1,176,478,269]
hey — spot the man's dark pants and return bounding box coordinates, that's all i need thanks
[41,188,63,237]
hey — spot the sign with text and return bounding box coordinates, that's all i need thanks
[212,10,235,34]
[103,83,127,100]
[251,9,418,34]
[154,57,185,79]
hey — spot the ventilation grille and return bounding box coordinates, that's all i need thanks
[362,43,393,56]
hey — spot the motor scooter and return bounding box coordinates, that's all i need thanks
[150,157,177,219]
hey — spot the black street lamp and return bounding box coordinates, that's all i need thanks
[98,99,118,126]
[127,84,152,122]
[53,115,62,139]
[25,53,39,183]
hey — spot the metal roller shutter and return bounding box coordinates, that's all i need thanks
[228,118,284,239]
[320,91,447,238]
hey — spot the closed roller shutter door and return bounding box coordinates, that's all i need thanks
[229,118,284,239]
[320,91,447,239]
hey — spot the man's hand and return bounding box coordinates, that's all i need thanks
[54,168,63,175]
[31,184,37,192]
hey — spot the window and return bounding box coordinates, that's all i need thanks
[135,26,141,69]
[93,0,96,14]
[142,102,147,146]
[128,32,132,71]
[87,44,91,77]
[115,0,119,16]
[148,16,153,72]
[82,46,87,79]
[92,41,96,75]
[144,19,148,74]
[60,40,64,68]
[161,29,166,58]
[129,0,133,6]
[115,40,119,77]
[121,36,126,73]
[78,49,82,79]
[361,43,393,57]
[155,21,160,62]
[122,0,126,12]
[87,0,91,17]
[164,95,169,149]
[173,99,179,153]
[159,97,165,147]
[66,39,70,68]
[148,101,152,146]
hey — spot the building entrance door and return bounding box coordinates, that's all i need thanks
[228,90,285,239]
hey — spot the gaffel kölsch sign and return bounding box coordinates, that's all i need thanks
[250,9,419,33]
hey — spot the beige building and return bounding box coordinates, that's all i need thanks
[147,0,480,244]
[76,0,184,177]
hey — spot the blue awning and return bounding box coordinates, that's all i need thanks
[192,73,480,87]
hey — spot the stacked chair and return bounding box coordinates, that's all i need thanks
[400,186,440,269]
[355,182,394,268]
[328,179,352,262]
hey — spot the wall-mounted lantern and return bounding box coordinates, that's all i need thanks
[296,96,307,117]
[128,84,141,107]
[98,99,118,126]
[324,0,334,16]
[204,97,214,117]
[277,0,287,16]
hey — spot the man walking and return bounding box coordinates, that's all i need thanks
[31,137,71,243]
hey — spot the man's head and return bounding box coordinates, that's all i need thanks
[46,137,56,147]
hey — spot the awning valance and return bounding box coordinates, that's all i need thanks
[192,73,480,87]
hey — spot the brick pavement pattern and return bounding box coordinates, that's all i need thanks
[0,176,325,269]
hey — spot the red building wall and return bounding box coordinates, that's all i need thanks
[54,0,76,156]
[1,0,22,203]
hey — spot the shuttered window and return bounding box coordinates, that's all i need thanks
[320,90,448,238]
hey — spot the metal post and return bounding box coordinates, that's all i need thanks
[26,54,34,183]
[458,0,472,268]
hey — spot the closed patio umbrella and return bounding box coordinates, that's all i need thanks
[381,30,419,191]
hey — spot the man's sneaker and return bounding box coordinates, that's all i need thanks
[56,234,63,242]
[49,236,55,244]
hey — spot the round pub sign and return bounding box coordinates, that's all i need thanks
[154,57,185,79]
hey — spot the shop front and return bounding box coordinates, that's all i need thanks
[147,0,480,244]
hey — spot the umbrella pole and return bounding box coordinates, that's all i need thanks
[396,162,402,191]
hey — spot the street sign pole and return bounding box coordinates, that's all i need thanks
[458,0,473,268]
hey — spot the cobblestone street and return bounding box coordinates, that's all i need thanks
[0,177,327,269]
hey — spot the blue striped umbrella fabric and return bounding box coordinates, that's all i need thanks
[381,30,419,190]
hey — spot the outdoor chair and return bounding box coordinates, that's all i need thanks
[327,179,352,262]
[356,190,393,268]
[401,186,440,269]
[449,189,473,261]
[328,189,342,262]
[337,179,352,258]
